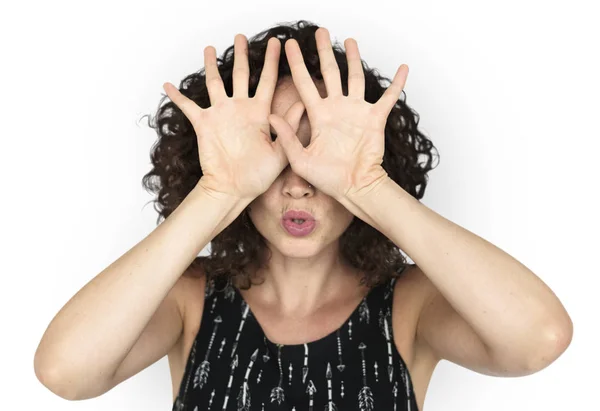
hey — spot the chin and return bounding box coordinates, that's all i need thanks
[274,235,324,257]
[279,246,321,259]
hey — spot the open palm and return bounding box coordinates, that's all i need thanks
[268,28,409,201]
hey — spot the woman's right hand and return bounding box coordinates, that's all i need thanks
[163,34,305,202]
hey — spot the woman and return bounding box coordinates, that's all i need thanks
[34,20,573,411]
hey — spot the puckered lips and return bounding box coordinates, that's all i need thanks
[281,210,317,236]
[282,209,315,222]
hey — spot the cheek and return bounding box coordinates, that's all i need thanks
[247,197,276,227]
[336,205,355,227]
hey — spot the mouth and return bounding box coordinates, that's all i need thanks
[281,209,316,237]
[282,210,315,222]
[280,217,317,237]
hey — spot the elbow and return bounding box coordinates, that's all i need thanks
[34,362,81,401]
[525,318,574,373]
[34,348,114,401]
[487,317,574,376]
[34,347,86,401]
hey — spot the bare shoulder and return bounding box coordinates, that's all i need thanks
[391,264,440,411]
[177,269,207,336]
[167,263,207,401]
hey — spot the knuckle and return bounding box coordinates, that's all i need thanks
[348,72,364,80]
[207,77,224,87]
[322,62,340,74]
[259,73,274,83]
[232,67,249,75]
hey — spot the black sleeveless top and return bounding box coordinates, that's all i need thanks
[172,267,418,411]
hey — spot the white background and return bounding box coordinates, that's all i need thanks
[1,0,597,410]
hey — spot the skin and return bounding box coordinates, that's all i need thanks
[163,31,434,409]
[242,76,367,321]
[223,75,434,409]
[167,29,572,411]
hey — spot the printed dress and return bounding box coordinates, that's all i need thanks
[172,267,419,411]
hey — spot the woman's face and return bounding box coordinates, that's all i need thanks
[247,76,355,258]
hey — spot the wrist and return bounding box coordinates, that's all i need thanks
[188,182,253,237]
[344,173,391,205]
[194,179,248,205]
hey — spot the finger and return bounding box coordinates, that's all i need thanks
[284,38,322,109]
[163,82,202,122]
[271,135,290,173]
[255,37,281,104]
[374,64,409,120]
[282,100,306,134]
[232,34,250,98]
[269,100,305,142]
[268,113,307,170]
[204,46,228,104]
[344,38,365,99]
[315,28,342,98]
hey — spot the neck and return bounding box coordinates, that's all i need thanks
[241,247,365,318]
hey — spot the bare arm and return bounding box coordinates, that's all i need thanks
[33,183,251,400]
[33,33,290,402]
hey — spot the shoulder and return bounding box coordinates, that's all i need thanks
[179,263,208,333]
[167,263,208,398]
[390,264,432,330]
[390,263,440,367]
[390,265,438,411]
[170,262,208,354]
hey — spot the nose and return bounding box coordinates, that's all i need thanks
[281,166,314,198]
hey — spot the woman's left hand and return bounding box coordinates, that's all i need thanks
[268,27,409,201]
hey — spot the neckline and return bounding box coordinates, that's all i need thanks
[231,279,388,350]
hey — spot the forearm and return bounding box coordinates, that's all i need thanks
[343,177,571,358]
[34,184,250,385]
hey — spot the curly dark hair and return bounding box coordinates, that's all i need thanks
[140,19,439,290]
